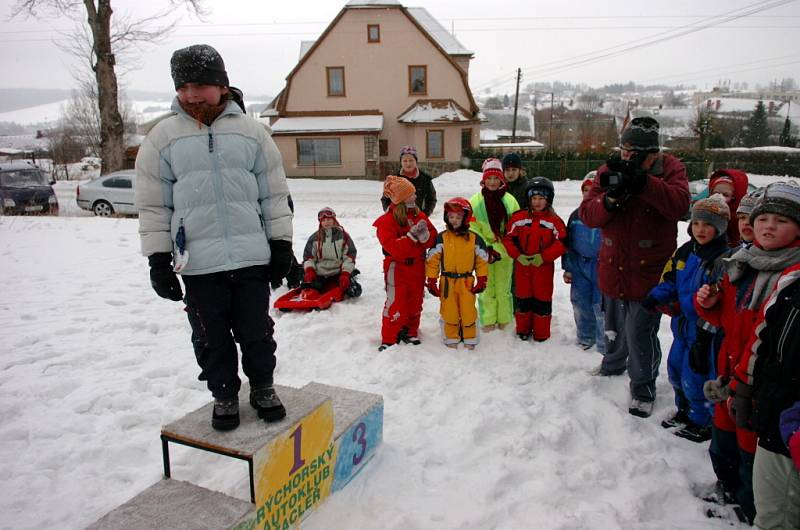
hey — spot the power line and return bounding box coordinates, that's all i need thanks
[471,0,798,93]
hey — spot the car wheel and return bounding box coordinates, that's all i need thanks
[93,200,114,217]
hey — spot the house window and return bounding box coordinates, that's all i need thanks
[379,139,388,157]
[368,24,380,43]
[364,136,378,161]
[426,129,444,159]
[297,138,341,166]
[326,67,345,97]
[409,65,427,95]
[461,128,473,154]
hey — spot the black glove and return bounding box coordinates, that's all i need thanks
[486,248,502,264]
[641,295,659,313]
[268,239,294,285]
[148,252,183,301]
[732,382,754,430]
[689,328,713,374]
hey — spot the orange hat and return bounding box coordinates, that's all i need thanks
[383,175,416,204]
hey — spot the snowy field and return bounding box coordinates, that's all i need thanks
[0,170,793,529]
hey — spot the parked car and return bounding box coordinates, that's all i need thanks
[0,160,59,216]
[76,170,136,216]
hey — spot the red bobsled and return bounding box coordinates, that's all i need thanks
[273,285,345,312]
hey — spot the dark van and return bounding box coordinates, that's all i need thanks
[0,161,59,215]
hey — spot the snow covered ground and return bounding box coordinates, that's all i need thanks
[1,170,792,529]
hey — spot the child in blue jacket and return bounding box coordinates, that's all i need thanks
[645,194,731,442]
[563,175,604,352]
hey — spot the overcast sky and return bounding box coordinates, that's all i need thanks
[2,0,799,99]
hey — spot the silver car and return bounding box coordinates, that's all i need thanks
[76,170,136,216]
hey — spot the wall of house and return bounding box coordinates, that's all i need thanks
[283,7,476,164]
[273,134,367,178]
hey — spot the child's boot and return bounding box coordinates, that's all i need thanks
[250,384,286,422]
[212,396,240,431]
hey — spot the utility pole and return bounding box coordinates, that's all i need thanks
[511,68,522,143]
[549,92,555,152]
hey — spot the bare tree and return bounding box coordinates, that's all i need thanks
[12,0,206,175]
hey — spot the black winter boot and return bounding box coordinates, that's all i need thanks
[661,409,691,429]
[674,422,712,443]
[212,397,240,431]
[250,385,286,422]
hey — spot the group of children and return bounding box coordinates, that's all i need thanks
[297,145,800,527]
[642,170,800,527]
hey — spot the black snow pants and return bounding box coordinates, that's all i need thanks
[183,265,277,399]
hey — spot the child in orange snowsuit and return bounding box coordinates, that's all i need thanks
[374,175,437,351]
[425,198,490,349]
[503,177,567,341]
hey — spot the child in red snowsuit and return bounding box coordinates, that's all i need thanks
[374,175,437,351]
[503,177,567,341]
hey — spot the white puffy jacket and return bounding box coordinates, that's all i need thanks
[135,98,292,275]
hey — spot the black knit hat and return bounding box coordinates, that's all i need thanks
[526,176,555,205]
[502,153,522,170]
[620,117,660,153]
[750,181,800,227]
[170,44,229,90]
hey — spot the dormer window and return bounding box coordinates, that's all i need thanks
[409,65,427,95]
[368,24,380,43]
[326,67,345,97]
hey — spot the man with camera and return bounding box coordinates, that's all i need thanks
[579,117,690,418]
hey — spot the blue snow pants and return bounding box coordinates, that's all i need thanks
[569,256,604,353]
[666,316,713,427]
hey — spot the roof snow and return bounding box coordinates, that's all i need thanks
[406,7,472,56]
[299,40,315,61]
[270,115,384,134]
[398,99,472,123]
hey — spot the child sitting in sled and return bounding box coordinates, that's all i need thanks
[301,207,361,298]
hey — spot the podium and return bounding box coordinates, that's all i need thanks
[87,382,383,530]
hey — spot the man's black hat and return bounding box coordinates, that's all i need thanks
[620,117,660,152]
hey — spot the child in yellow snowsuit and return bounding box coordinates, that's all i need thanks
[426,198,490,349]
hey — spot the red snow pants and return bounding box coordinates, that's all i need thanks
[513,261,555,340]
[382,257,425,344]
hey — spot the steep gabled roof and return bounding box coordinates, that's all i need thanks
[278,2,479,116]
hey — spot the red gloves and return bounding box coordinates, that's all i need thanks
[303,267,317,283]
[426,277,441,297]
[790,433,800,472]
[338,271,351,291]
[471,276,487,294]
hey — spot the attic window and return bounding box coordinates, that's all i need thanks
[326,67,345,97]
[368,25,380,43]
[409,65,427,95]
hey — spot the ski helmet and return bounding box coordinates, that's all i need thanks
[443,197,472,230]
[526,177,555,205]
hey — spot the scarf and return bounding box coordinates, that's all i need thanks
[726,245,800,310]
[482,187,508,240]
[400,168,420,179]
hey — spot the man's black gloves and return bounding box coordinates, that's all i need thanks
[268,239,294,285]
[602,153,649,197]
[689,328,713,374]
[148,252,183,301]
